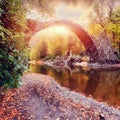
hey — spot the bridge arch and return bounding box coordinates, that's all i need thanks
[29,20,99,62]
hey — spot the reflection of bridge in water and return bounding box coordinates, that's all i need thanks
[27,20,120,64]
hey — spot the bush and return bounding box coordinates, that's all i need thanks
[0,0,28,88]
[0,46,28,88]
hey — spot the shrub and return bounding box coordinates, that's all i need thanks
[0,0,28,88]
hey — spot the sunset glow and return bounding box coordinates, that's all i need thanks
[29,26,73,48]
[47,26,69,34]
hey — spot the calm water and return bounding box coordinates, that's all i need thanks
[29,64,120,108]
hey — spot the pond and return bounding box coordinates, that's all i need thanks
[29,64,120,108]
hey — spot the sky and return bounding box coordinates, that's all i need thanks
[23,0,120,28]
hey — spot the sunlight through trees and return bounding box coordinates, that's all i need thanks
[30,27,85,60]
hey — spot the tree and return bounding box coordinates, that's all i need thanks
[39,41,48,59]
[89,1,117,35]
[89,2,120,55]
[30,40,48,60]
[0,0,27,88]
[54,45,63,56]
[67,36,76,54]
[89,3,109,34]
[107,8,120,54]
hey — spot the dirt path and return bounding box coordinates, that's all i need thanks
[0,73,120,120]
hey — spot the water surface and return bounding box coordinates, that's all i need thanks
[29,64,120,108]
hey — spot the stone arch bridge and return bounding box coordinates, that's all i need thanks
[26,20,119,63]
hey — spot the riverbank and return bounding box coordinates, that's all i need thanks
[0,73,120,120]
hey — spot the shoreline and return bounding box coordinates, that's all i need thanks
[22,73,120,120]
[0,73,120,120]
[29,59,120,69]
